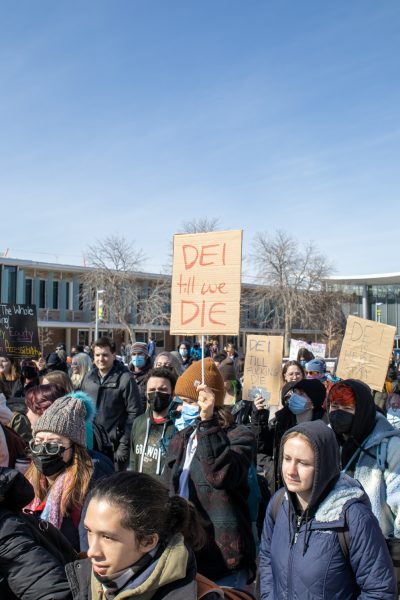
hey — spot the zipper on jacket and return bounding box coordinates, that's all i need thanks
[293,515,302,544]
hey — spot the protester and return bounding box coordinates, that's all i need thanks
[129,367,177,478]
[147,335,156,359]
[11,359,40,401]
[252,379,326,492]
[41,369,74,392]
[25,383,67,429]
[26,392,113,551]
[162,357,256,587]
[259,420,397,599]
[281,360,305,384]
[386,387,400,430]
[81,337,142,470]
[328,379,400,537]
[0,356,19,399]
[66,471,208,599]
[129,342,154,406]
[296,347,314,369]
[46,350,69,374]
[0,467,73,599]
[177,341,193,370]
[153,351,184,377]
[70,352,92,390]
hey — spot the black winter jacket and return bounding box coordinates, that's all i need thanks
[0,468,72,600]
[80,360,142,454]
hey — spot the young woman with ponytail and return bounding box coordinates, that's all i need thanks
[66,471,220,600]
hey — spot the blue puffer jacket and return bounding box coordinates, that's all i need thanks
[260,474,396,599]
[259,418,397,600]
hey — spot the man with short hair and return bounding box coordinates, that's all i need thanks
[129,367,177,478]
[81,337,142,469]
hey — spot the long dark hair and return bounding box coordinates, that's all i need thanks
[89,472,206,551]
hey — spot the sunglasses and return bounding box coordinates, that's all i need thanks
[29,440,71,455]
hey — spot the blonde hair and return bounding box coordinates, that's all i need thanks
[283,431,315,452]
[70,353,92,389]
[26,444,93,516]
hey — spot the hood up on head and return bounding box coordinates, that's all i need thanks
[280,420,340,513]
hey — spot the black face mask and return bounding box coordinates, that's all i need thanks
[329,410,354,435]
[32,449,72,477]
[147,391,171,413]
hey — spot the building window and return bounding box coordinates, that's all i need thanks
[5,266,17,303]
[39,280,46,309]
[79,284,84,310]
[25,278,33,304]
[52,281,59,309]
[65,281,71,310]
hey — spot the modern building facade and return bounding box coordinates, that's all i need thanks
[1,256,324,355]
[328,273,400,345]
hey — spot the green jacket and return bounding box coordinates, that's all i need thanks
[129,408,176,477]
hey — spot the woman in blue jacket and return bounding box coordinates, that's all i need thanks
[259,420,396,599]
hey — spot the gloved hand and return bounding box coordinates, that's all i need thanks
[114,445,129,463]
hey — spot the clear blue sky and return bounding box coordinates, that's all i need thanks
[1,1,399,279]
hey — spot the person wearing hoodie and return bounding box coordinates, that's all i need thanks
[129,367,177,478]
[251,378,326,493]
[328,379,400,538]
[66,471,215,600]
[259,420,396,599]
[0,467,73,600]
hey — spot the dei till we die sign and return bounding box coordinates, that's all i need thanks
[170,230,242,335]
[336,315,396,392]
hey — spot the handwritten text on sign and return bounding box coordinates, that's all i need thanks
[170,230,242,335]
[336,315,396,392]
[0,303,41,359]
[243,335,284,405]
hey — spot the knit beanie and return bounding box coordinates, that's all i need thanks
[32,392,95,447]
[131,342,149,356]
[175,357,225,407]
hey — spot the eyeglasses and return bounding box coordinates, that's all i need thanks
[29,440,71,455]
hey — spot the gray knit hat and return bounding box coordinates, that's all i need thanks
[32,392,95,447]
[131,342,149,356]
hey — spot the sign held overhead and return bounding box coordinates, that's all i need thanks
[170,230,242,335]
[336,315,396,392]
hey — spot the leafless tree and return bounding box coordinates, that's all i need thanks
[302,289,347,356]
[39,327,54,355]
[252,230,333,355]
[180,217,221,234]
[83,235,170,342]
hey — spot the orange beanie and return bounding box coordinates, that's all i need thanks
[175,357,225,407]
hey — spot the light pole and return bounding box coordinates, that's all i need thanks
[375,302,383,323]
[95,289,105,341]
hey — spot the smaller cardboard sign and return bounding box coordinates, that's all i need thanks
[170,230,242,335]
[336,315,396,392]
[0,303,41,359]
[289,339,326,360]
[243,335,284,406]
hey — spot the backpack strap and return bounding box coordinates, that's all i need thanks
[337,509,350,561]
[271,488,286,523]
[376,438,389,472]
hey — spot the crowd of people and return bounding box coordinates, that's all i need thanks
[0,336,400,599]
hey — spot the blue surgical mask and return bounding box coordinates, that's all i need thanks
[131,355,146,369]
[299,360,306,368]
[174,403,200,431]
[288,393,308,415]
[179,348,188,358]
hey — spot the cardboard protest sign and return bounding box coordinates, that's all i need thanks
[0,303,41,359]
[336,315,396,392]
[289,338,326,360]
[243,335,284,406]
[170,230,242,335]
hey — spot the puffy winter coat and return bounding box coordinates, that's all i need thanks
[0,468,72,600]
[260,474,396,599]
[80,360,142,455]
